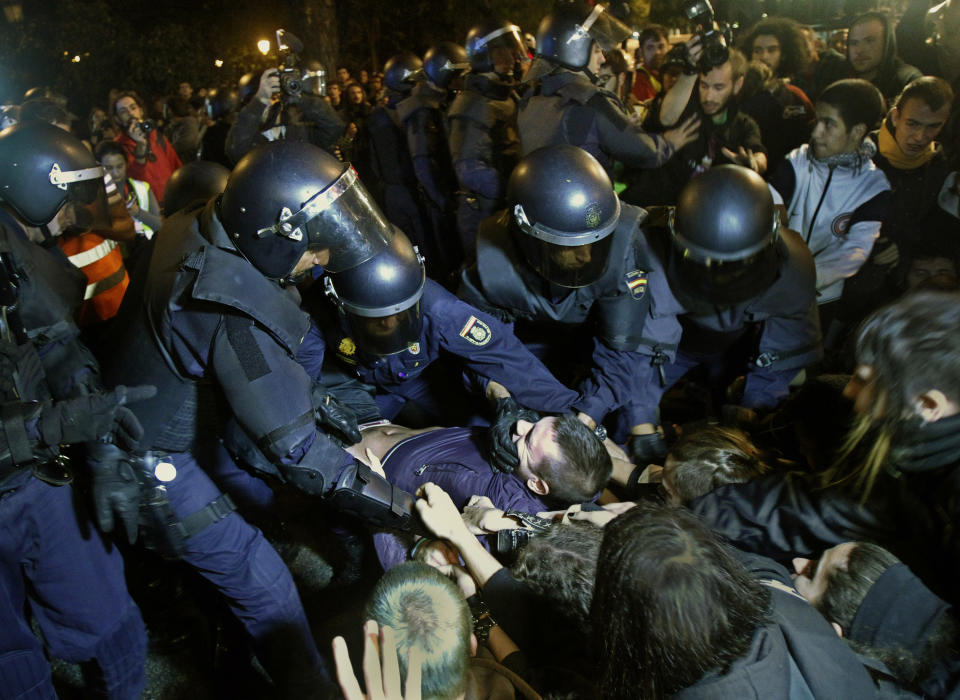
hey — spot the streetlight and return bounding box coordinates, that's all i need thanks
[71,55,80,63]
[257,39,271,56]
[214,58,224,68]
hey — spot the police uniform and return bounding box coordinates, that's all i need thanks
[324,278,578,424]
[102,201,351,692]
[396,81,462,275]
[518,70,673,176]
[447,73,521,254]
[581,219,823,430]
[459,202,653,417]
[0,213,146,699]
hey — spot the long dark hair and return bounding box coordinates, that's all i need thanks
[591,504,770,699]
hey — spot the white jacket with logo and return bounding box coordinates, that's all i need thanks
[770,144,891,304]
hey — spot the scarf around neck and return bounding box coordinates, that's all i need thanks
[878,115,938,170]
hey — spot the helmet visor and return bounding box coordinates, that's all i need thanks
[345,304,423,356]
[300,167,393,272]
[669,242,780,306]
[519,233,614,288]
[579,4,632,51]
[62,177,111,235]
[480,25,530,69]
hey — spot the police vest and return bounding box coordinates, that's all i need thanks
[128,178,154,238]
[102,201,310,452]
[472,203,653,351]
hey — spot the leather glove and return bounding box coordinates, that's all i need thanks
[38,385,156,451]
[629,432,668,466]
[488,397,540,474]
[86,441,141,545]
[316,394,362,445]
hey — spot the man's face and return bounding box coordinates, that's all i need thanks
[698,61,741,116]
[752,34,782,73]
[359,313,401,338]
[360,70,369,83]
[328,84,341,101]
[549,243,593,271]
[347,85,365,104]
[792,542,857,607]
[491,47,520,76]
[891,97,950,157]
[847,19,885,78]
[513,417,560,486]
[641,36,668,71]
[101,153,127,185]
[587,41,606,76]
[810,102,861,159]
[289,248,331,278]
[114,96,142,126]
[906,256,957,289]
[178,82,193,100]
[337,68,350,83]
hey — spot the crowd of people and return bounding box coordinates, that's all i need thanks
[2,0,960,697]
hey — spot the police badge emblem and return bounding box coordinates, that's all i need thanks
[459,316,492,346]
[625,269,648,299]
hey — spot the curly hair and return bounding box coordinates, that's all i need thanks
[740,16,812,81]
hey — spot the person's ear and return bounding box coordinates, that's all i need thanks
[890,106,900,129]
[831,622,844,638]
[733,74,744,95]
[469,633,478,657]
[850,122,868,143]
[526,475,549,496]
[915,389,958,423]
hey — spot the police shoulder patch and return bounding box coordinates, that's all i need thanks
[459,315,492,346]
[408,342,421,355]
[624,269,648,299]
[337,337,357,364]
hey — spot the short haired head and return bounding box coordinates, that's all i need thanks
[814,542,899,634]
[895,76,954,113]
[510,520,603,626]
[818,79,885,134]
[664,426,767,503]
[525,414,612,504]
[698,49,747,116]
[592,504,770,698]
[638,24,669,46]
[740,16,812,78]
[365,562,471,700]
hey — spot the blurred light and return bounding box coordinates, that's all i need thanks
[569,192,586,208]
[63,51,69,56]
[71,55,80,63]
[3,5,23,23]
[214,58,224,68]
[257,39,271,55]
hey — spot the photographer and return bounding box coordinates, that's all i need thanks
[112,91,182,205]
[225,66,345,165]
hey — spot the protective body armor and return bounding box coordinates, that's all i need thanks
[104,202,310,453]
[461,202,650,350]
[396,82,457,209]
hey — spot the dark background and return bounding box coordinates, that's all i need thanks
[0,0,873,117]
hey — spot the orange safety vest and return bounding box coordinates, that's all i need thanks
[58,231,129,325]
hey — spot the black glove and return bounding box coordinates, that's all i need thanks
[86,441,141,545]
[629,432,668,466]
[315,393,362,445]
[488,397,541,474]
[38,385,157,451]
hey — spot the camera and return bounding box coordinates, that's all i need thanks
[276,29,305,100]
[132,119,154,135]
[681,0,732,71]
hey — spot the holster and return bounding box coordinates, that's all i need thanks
[328,462,427,535]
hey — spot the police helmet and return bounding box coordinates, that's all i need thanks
[237,72,258,106]
[218,141,392,280]
[466,19,527,74]
[421,42,469,89]
[507,145,620,288]
[383,52,423,94]
[0,121,109,230]
[668,165,781,306]
[162,161,231,217]
[527,1,632,82]
[324,229,425,356]
[207,86,239,120]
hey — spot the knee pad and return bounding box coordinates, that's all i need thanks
[81,602,147,700]
[0,649,54,700]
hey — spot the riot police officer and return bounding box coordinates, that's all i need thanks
[396,41,469,277]
[519,1,699,175]
[316,228,577,427]
[0,122,152,699]
[366,52,432,267]
[448,19,528,255]
[101,141,421,695]
[458,144,652,443]
[586,166,823,482]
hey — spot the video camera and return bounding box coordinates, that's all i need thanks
[276,28,305,101]
[681,0,732,71]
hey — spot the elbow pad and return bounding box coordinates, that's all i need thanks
[327,462,426,535]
